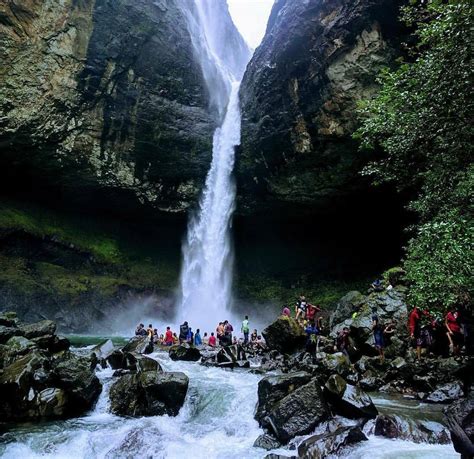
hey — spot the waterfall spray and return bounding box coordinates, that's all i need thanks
[178,1,251,331]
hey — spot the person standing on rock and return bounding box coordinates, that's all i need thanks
[224,320,234,346]
[282,305,291,317]
[179,321,189,344]
[164,326,174,346]
[372,307,385,363]
[195,329,202,346]
[216,322,225,344]
[445,306,463,356]
[295,295,308,323]
[241,315,250,344]
[208,332,217,347]
[409,306,426,361]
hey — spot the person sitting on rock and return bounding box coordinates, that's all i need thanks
[250,329,258,345]
[179,321,189,344]
[295,295,308,323]
[208,332,217,347]
[305,321,319,354]
[445,306,463,356]
[135,323,147,336]
[371,279,384,292]
[256,335,266,350]
[372,307,385,364]
[164,326,174,346]
[146,324,154,340]
[194,329,202,346]
[282,305,291,317]
[172,332,179,344]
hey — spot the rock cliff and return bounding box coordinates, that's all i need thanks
[0,0,218,214]
[238,0,405,215]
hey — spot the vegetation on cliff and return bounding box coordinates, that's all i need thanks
[356,1,473,310]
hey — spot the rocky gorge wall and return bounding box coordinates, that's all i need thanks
[238,0,406,215]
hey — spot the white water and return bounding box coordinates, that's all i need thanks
[177,0,252,331]
[0,349,458,459]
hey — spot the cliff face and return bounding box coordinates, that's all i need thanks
[0,0,214,214]
[238,0,405,215]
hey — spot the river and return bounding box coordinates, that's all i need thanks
[0,342,458,459]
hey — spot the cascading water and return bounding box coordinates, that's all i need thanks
[177,0,252,330]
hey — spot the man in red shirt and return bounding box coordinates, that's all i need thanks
[409,306,423,361]
[208,332,217,347]
[164,327,174,346]
[445,307,463,355]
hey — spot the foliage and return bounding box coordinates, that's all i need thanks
[355,1,473,310]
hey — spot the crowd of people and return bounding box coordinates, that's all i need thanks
[134,316,267,351]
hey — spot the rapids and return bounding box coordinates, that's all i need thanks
[0,345,458,459]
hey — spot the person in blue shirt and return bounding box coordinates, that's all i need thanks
[305,321,319,353]
[186,327,194,345]
[372,307,385,363]
[194,328,202,346]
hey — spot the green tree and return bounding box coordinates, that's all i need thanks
[355,1,473,310]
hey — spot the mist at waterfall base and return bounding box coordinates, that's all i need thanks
[176,0,252,333]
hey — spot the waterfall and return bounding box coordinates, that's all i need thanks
[177,1,252,331]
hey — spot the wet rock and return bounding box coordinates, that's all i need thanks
[0,312,19,328]
[444,392,474,458]
[0,325,21,344]
[20,320,56,339]
[264,378,329,443]
[217,344,247,364]
[324,374,378,419]
[262,317,306,354]
[5,336,37,355]
[169,344,201,362]
[359,371,384,391]
[330,291,367,329]
[253,434,282,450]
[374,414,451,444]
[109,370,189,417]
[107,350,126,370]
[320,352,350,376]
[91,339,115,360]
[255,371,312,423]
[298,426,368,458]
[122,337,153,355]
[426,381,464,404]
[37,388,68,418]
[124,352,162,373]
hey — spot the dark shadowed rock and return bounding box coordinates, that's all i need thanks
[107,350,125,370]
[109,370,189,417]
[374,414,450,444]
[262,316,306,354]
[298,426,368,458]
[124,352,162,373]
[444,393,474,458]
[122,337,153,355]
[253,434,282,451]
[0,325,22,344]
[330,291,367,329]
[169,344,201,362]
[256,371,312,423]
[20,320,56,339]
[324,374,378,419]
[265,378,329,443]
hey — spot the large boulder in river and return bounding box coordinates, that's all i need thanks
[426,381,464,404]
[256,371,313,423]
[262,316,306,354]
[330,291,367,329]
[444,393,474,458]
[122,337,153,355]
[169,344,201,362]
[298,426,368,458]
[324,374,378,419]
[264,378,329,443]
[19,320,56,339]
[109,370,189,417]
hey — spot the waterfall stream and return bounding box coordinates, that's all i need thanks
[177,0,252,331]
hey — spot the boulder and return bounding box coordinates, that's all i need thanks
[53,353,102,412]
[109,370,189,417]
[5,336,37,354]
[255,371,312,423]
[169,344,201,362]
[0,325,21,344]
[298,426,368,458]
[124,352,162,373]
[330,291,367,329]
[262,316,306,354]
[0,311,19,327]
[91,339,115,360]
[107,350,125,370]
[253,434,281,451]
[324,374,378,419]
[426,382,464,404]
[20,320,56,339]
[217,344,246,364]
[319,352,350,375]
[29,334,70,354]
[37,388,69,418]
[374,414,450,444]
[122,337,153,355]
[264,378,329,443]
[444,393,474,458]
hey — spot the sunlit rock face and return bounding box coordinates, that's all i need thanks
[238,0,405,216]
[0,0,218,214]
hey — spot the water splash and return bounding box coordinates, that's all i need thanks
[177,0,251,331]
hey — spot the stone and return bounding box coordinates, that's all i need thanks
[255,372,312,423]
[169,344,201,362]
[37,388,69,418]
[265,378,329,443]
[324,374,378,419]
[0,312,19,327]
[298,426,368,458]
[253,434,281,451]
[330,291,367,329]
[444,393,474,458]
[20,320,56,339]
[124,353,162,373]
[91,339,115,359]
[107,350,125,370]
[109,370,189,417]
[374,414,450,444]
[262,316,306,354]
[0,325,21,344]
[5,336,37,354]
[122,337,152,355]
[320,352,350,375]
[426,381,464,404]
